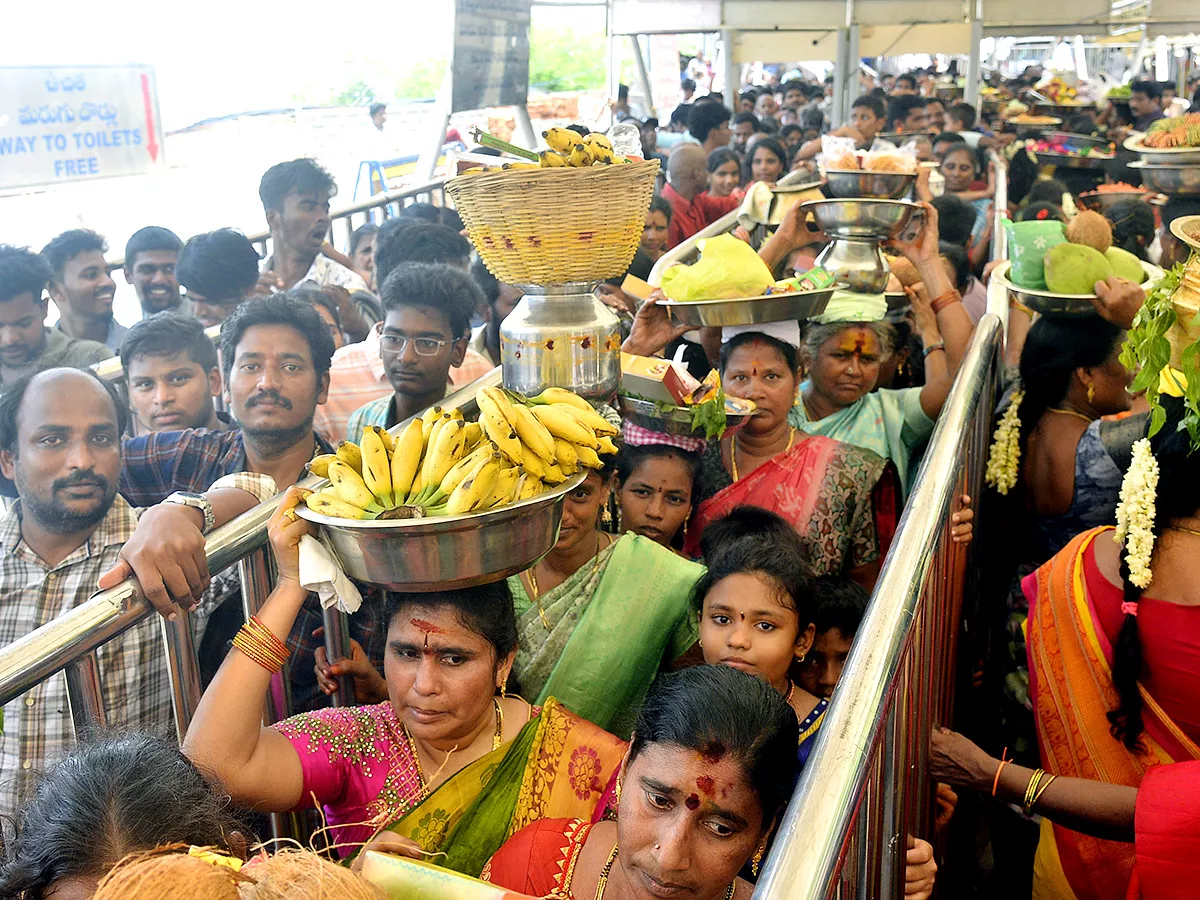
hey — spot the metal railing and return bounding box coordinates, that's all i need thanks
[756,314,1002,900]
[105,179,446,271]
[0,369,501,741]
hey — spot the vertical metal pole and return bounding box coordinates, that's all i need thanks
[321,608,356,708]
[417,66,453,182]
[965,0,984,107]
[64,654,107,735]
[722,31,740,112]
[514,106,538,151]
[630,35,657,118]
[833,28,851,130]
[159,614,203,742]
[846,26,861,126]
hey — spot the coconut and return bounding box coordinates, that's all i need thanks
[1064,209,1113,253]
[240,849,387,900]
[94,851,244,900]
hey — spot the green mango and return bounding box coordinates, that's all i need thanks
[1104,246,1146,283]
[1043,243,1114,295]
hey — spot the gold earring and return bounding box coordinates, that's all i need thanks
[499,673,509,696]
[1087,382,1096,403]
[751,840,767,876]
[797,652,806,664]
[601,504,612,525]
[615,777,623,804]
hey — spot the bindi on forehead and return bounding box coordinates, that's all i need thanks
[835,329,878,355]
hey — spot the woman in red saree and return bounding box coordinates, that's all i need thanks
[1023,395,1200,900]
[682,331,899,588]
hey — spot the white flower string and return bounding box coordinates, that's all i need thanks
[1114,438,1160,589]
[985,389,1024,495]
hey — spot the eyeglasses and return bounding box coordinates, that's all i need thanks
[379,333,457,356]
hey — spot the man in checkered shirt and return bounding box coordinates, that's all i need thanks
[0,367,276,816]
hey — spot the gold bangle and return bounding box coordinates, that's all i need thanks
[232,620,290,673]
[1022,769,1046,815]
[1009,297,1034,317]
[1029,773,1057,811]
[246,617,290,660]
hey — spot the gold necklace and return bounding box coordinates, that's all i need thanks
[1047,407,1095,425]
[785,681,795,704]
[1169,525,1200,538]
[731,428,794,482]
[594,846,734,900]
[402,698,504,793]
[527,533,610,629]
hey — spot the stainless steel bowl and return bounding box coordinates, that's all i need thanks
[659,286,837,327]
[1128,161,1200,196]
[296,473,585,590]
[1078,190,1152,212]
[1033,150,1114,170]
[877,131,937,146]
[822,170,917,200]
[993,260,1163,317]
[1123,134,1200,165]
[617,395,754,439]
[802,198,923,241]
[815,238,890,293]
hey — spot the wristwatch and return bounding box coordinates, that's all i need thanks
[163,491,216,534]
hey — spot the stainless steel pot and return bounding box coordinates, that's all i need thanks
[500,284,622,400]
[814,238,890,294]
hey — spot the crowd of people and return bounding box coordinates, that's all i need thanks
[0,61,1196,900]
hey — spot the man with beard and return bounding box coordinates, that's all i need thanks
[0,367,276,815]
[256,158,371,297]
[123,226,182,317]
[345,263,481,443]
[41,229,127,351]
[118,293,335,504]
[0,244,111,386]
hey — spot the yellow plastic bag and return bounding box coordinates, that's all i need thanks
[660,234,775,302]
[359,852,537,900]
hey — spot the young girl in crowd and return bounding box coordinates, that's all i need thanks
[743,137,788,187]
[640,196,672,262]
[706,148,742,199]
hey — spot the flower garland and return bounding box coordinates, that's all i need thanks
[985,389,1024,495]
[1114,438,1160,589]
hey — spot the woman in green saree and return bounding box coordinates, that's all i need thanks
[508,458,705,738]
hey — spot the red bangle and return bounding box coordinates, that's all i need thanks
[931,290,962,315]
[992,748,1011,796]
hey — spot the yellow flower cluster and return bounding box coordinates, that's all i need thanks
[985,390,1025,495]
[1114,438,1160,589]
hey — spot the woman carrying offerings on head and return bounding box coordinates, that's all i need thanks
[508,451,704,737]
[184,488,626,877]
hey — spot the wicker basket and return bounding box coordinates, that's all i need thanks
[445,159,660,285]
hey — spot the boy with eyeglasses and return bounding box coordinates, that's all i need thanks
[345,263,482,444]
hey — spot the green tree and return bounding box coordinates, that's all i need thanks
[396,58,448,101]
[334,79,375,106]
[528,24,607,92]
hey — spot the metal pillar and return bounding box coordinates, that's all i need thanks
[515,106,538,150]
[833,28,851,130]
[238,548,293,725]
[722,30,741,112]
[629,35,657,118]
[64,654,106,734]
[159,614,203,742]
[964,0,984,107]
[417,65,453,182]
[321,606,356,708]
[846,25,861,124]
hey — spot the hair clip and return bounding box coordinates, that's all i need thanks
[1121,601,1139,617]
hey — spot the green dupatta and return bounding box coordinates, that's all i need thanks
[507,532,704,737]
[380,697,627,878]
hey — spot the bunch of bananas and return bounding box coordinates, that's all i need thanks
[304,387,618,521]
[536,128,633,168]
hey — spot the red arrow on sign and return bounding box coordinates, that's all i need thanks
[141,73,159,162]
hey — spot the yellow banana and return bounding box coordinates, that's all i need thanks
[484,465,522,509]
[482,387,521,431]
[584,132,614,152]
[477,391,524,464]
[554,402,619,436]
[503,162,540,171]
[462,421,483,449]
[446,454,501,515]
[360,427,394,508]
[424,420,469,494]
[539,150,569,168]
[307,453,336,478]
[543,127,583,154]
[553,438,579,475]
[596,436,618,456]
[435,441,498,501]
[530,404,598,448]
[530,387,592,411]
[390,419,425,501]
[589,144,615,164]
[335,441,363,475]
[519,443,547,479]
[375,427,396,455]
[445,406,464,421]
[568,143,594,167]
[508,402,556,463]
[417,415,452,491]
[516,472,546,501]
[304,491,377,520]
[327,460,381,511]
[575,443,604,470]
[542,461,567,484]
[420,405,444,441]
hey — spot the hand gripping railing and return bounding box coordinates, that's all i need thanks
[754,315,1002,900]
[0,368,502,744]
